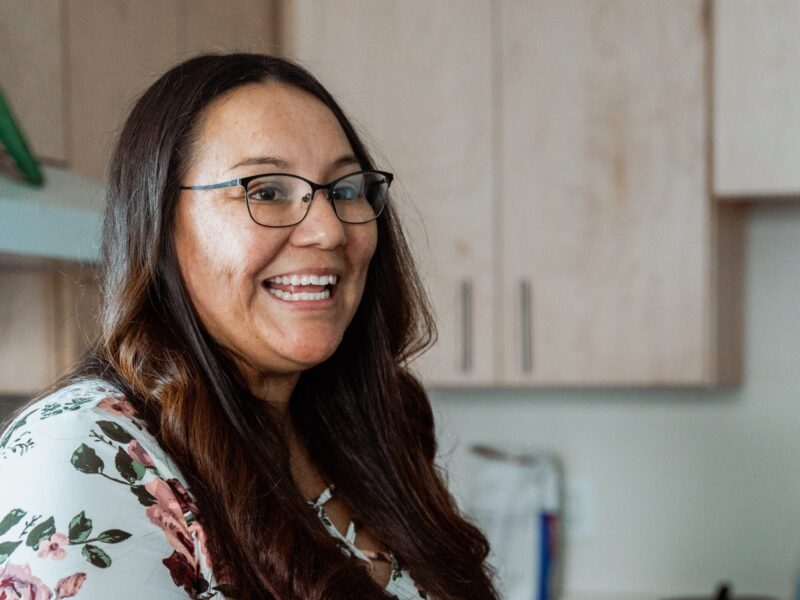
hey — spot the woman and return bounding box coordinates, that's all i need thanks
[0,54,498,599]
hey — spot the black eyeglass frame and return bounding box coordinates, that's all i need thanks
[179,169,394,228]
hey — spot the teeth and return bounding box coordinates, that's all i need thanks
[268,288,331,302]
[267,274,339,286]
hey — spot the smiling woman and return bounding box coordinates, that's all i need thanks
[0,54,499,599]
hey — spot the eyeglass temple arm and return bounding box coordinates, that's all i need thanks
[180,179,241,191]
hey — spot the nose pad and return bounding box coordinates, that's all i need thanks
[302,189,333,205]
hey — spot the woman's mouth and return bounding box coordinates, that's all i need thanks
[262,274,339,302]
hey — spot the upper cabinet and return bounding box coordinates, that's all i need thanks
[0,0,67,163]
[283,0,743,388]
[500,0,740,386]
[0,0,280,183]
[714,0,800,198]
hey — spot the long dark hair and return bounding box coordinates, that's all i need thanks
[64,53,497,598]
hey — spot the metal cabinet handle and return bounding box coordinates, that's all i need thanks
[518,280,532,373]
[458,279,473,372]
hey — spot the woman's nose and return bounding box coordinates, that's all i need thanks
[290,189,347,249]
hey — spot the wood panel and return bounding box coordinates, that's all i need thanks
[499,0,731,385]
[53,262,101,375]
[180,0,279,57]
[0,0,67,162]
[283,0,496,386]
[65,0,182,181]
[714,0,800,197]
[64,0,280,182]
[0,264,58,395]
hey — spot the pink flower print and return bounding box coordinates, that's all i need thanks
[188,520,213,570]
[37,532,69,560]
[97,395,139,420]
[165,478,199,516]
[54,572,86,599]
[145,477,195,564]
[0,562,53,600]
[126,439,155,468]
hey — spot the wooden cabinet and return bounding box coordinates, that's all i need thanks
[0,258,100,396]
[65,0,280,181]
[714,0,800,198]
[499,0,740,386]
[0,0,67,163]
[283,0,743,388]
[283,0,497,386]
[0,0,280,182]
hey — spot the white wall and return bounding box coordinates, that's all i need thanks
[430,203,800,600]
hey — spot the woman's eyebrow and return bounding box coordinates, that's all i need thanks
[229,156,288,170]
[228,154,359,172]
[328,154,360,170]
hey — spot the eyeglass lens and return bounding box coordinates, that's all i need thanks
[245,171,389,227]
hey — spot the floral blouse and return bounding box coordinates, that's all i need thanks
[0,379,427,599]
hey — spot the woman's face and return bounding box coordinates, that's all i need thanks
[174,82,378,380]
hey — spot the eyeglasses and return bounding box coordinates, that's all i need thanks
[180,170,393,227]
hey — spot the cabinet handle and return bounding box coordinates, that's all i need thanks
[518,280,532,373]
[458,279,473,373]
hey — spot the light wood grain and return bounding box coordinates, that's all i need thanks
[0,0,67,162]
[283,0,496,386]
[64,0,182,182]
[53,262,101,377]
[180,0,279,57]
[0,266,58,395]
[714,0,800,197]
[499,0,734,385]
[64,0,280,182]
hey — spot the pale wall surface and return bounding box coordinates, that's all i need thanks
[430,203,800,600]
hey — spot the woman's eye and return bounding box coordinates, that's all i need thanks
[249,185,289,203]
[332,184,360,201]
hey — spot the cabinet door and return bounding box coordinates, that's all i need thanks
[0,264,59,396]
[714,0,800,197]
[499,0,728,385]
[53,263,102,375]
[284,0,496,386]
[0,261,101,396]
[0,0,67,162]
[65,0,279,181]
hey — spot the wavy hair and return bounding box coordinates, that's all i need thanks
[62,53,496,599]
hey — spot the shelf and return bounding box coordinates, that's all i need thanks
[0,166,103,262]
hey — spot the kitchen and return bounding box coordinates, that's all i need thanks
[1,1,799,598]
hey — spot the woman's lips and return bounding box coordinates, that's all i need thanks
[261,280,336,302]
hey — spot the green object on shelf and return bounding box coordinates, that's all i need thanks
[0,87,44,186]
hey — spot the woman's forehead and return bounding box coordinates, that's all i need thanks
[193,82,354,176]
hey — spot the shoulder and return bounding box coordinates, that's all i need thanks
[0,378,221,598]
[1,378,144,459]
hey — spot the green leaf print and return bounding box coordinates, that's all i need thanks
[63,395,95,411]
[0,540,21,563]
[40,402,63,419]
[132,459,146,480]
[25,516,55,551]
[68,511,93,544]
[115,447,142,484]
[130,484,157,507]
[96,420,134,444]
[82,543,111,568]
[0,508,26,536]
[71,443,104,474]
[0,415,27,449]
[97,529,131,544]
